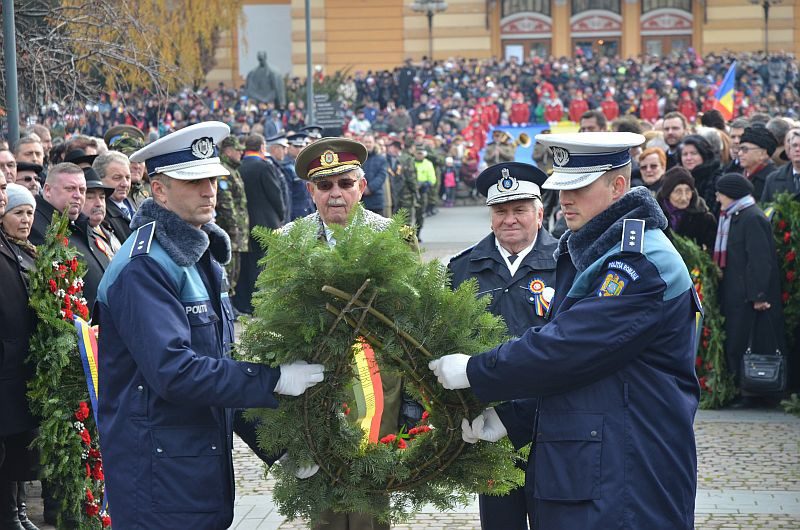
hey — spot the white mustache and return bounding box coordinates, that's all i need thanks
[90,207,105,215]
[327,200,347,207]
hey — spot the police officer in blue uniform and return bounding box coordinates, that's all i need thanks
[448,162,556,530]
[431,132,700,529]
[95,122,325,529]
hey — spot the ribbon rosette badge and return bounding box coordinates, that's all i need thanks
[527,277,550,317]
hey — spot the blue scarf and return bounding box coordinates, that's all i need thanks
[713,195,756,269]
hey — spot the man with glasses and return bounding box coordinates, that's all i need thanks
[762,128,800,202]
[14,162,42,195]
[287,137,408,530]
[737,126,778,200]
[724,118,749,175]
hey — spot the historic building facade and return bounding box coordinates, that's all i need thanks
[206,0,800,87]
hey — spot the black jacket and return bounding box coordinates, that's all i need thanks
[761,162,800,203]
[0,230,38,436]
[746,160,776,203]
[690,160,722,216]
[448,229,558,337]
[104,199,134,243]
[659,196,718,253]
[239,155,286,253]
[30,197,110,310]
[718,204,785,388]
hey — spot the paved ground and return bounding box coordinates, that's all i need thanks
[24,206,800,528]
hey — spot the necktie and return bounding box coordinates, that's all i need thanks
[120,204,132,220]
[794,172,800,193]
[508,254,518,265]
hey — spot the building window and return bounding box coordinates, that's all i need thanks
[572,0,620,15]
[502,0,551,17]
[642,0,691,13]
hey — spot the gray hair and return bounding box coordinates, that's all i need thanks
[93,151,130,179]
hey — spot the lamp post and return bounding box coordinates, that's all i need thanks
[750,0,783,54]
[411,1,448,61]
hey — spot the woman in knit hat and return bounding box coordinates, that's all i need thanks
[0,182,41,530]
[713,174,785,408]
[677,134,722,215]
[656,167,717,252]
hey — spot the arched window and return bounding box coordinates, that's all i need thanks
[642,0,692,13]
[572,0,620,15]
[502,0,551,17]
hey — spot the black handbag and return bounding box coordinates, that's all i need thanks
[740,312,787,394]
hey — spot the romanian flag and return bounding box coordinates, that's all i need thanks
[351,339,384,445]
[713,61,737,121]
[74,316,100,425]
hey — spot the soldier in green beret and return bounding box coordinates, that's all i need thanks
[216,135,250,296]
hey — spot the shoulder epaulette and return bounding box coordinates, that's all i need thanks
[449,244,476,263]
[129,221,156,259]
[620,219,645,254]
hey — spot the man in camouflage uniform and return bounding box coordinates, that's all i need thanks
[106,125,150,207]
[385,137,418,227]
[217,135,250,294]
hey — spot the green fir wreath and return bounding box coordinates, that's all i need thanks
[239,208,524,524]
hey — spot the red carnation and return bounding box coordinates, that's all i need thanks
[63,309,74,321]
[92,461,104,481]
[61,236,69,246]
[48,279,58,293]
[101,515,112,527]
[695,356,703,368]
[702,327,711,338]
[70,258,79,272]
[85,488,94,503]
[89,448,101,460]
[702,339,709,349]
[421,411,429,420]
[396,438,407,449]
[699,376,708,390]
[783,291,791,304]
[379,434,396,444]
[787,270,796,283]
[75,402,90,421]
[85,502,100,517]
[85,463,91,477]
[80,428,91,445]
[786,251,797,263]
[785,232,792,244]
[778,220,788,231]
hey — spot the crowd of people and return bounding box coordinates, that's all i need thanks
[1,50,800,529]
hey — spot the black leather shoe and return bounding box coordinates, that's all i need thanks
[0,481,25,530]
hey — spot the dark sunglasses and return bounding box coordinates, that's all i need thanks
[315,178,358,191]
[19,175,36,182]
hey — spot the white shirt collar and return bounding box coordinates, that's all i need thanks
[495,236,537,277]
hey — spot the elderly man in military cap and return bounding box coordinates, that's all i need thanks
[448,162,557,530]
[95,122,325,530]
[216,134,249,295]
[432,132,700,529]
[290,137,409,530]
[266,133,293,224]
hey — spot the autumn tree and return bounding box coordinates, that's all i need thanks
[0,0,241,112]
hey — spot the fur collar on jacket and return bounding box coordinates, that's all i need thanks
[131,198,231,267]
[556,186,668,272]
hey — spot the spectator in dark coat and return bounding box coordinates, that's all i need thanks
[657,167,717,252]
[360,134,388,215]
[738,126,778,201]
[762,129,800,202]
[0,180,40,530]
[233,134,287,314]
[713,174,785,407]
[29,163,110,310]
[678,134,722,215]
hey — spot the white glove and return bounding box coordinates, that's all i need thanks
[428,354,471,389]
[461,407,507,443]
[277,453,320,479]
[275,361,325,396]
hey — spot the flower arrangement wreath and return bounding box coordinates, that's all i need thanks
[239,210,523,524]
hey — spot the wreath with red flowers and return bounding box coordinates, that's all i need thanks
[239,211,524,525]
[768,193,800,350]
[671,234,735,408]
[26,213,110,528]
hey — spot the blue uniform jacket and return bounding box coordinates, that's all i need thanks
[96,200,281,529]
[448,229,558,337]
[282,157,315,220]
[466,188,700,529]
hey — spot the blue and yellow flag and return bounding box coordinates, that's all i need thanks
[74,316,100,425]
[713,61,737,121]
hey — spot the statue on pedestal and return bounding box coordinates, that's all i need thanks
[245,52,286,108]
